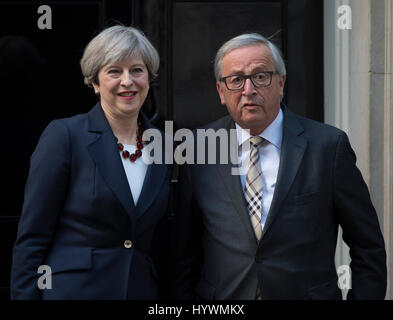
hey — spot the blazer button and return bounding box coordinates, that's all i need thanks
[124,240,133,249]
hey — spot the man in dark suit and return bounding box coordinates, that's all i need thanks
[170,33,387,300]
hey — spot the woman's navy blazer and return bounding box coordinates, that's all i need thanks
[11,103,171,299]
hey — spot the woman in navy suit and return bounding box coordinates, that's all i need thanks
[10,25,171,299]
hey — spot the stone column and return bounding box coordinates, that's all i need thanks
[324,0,393,299]
[369,0,393,301]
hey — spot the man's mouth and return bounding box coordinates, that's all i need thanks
[243,103,259,108]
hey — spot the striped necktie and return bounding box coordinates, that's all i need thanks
[244,136,264,242]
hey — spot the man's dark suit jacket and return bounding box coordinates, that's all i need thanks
[11,103,171,299]
[171,105,387,300]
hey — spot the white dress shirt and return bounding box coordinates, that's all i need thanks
[236,108,283,230]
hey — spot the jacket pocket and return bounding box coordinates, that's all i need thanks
[293,191,320,205]
[45,247,92,274]
[307,277,342,300]
[195,278,216,300]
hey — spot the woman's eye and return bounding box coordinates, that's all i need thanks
[132,68,144,73]
[108,69,120,74]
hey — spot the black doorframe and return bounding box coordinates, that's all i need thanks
[0,0,323,299]
[137,0,324,130]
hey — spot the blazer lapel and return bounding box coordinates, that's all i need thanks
[135,112,168,219]
[86,103,136,223]
[135,162,167,218]
[216,117,258,244]
[260,107,307,240]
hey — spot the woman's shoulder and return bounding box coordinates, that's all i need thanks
[45,110,91,133]
[38,112,91,149]
[53,111,89,127]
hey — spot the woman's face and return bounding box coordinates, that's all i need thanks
[93,55,149,120]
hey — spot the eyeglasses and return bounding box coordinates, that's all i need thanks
[219,71,279,91]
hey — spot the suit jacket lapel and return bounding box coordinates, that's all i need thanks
[135,162,167,218]
[260,107,307,240]
[86,103,136,223]
[216,117,258,244]
[217,164,258,243]
[135,113,168,218]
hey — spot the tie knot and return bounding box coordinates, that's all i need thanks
[249,136,264,148]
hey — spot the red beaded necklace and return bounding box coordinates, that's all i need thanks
[116,122,144,163]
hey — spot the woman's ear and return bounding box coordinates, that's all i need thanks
[92,82,100,95]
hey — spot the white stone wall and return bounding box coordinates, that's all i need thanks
[324,0,393,299]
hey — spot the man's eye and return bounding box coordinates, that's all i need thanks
[230,76,243,84]
[254,73,267,80]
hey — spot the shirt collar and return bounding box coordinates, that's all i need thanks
[235,108,283,149]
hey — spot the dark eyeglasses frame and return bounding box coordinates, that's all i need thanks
[219,71,279,91]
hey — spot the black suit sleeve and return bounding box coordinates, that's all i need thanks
[10,120,71,299]
[333,132,387,300]
[168,162,203,300]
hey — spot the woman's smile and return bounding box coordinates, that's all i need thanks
[118,90,137,100]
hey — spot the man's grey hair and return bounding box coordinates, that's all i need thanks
[80,25,159,87]
[214,33,286,81]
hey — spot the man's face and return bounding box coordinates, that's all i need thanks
[216,44,286,135]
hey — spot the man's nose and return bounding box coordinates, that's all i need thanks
[242,78,257,95]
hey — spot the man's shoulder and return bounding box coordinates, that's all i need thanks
[194,108,347,140]
[285,108,345,139]
[197,114,233,131]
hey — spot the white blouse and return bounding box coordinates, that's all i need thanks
[119,144,148,205]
